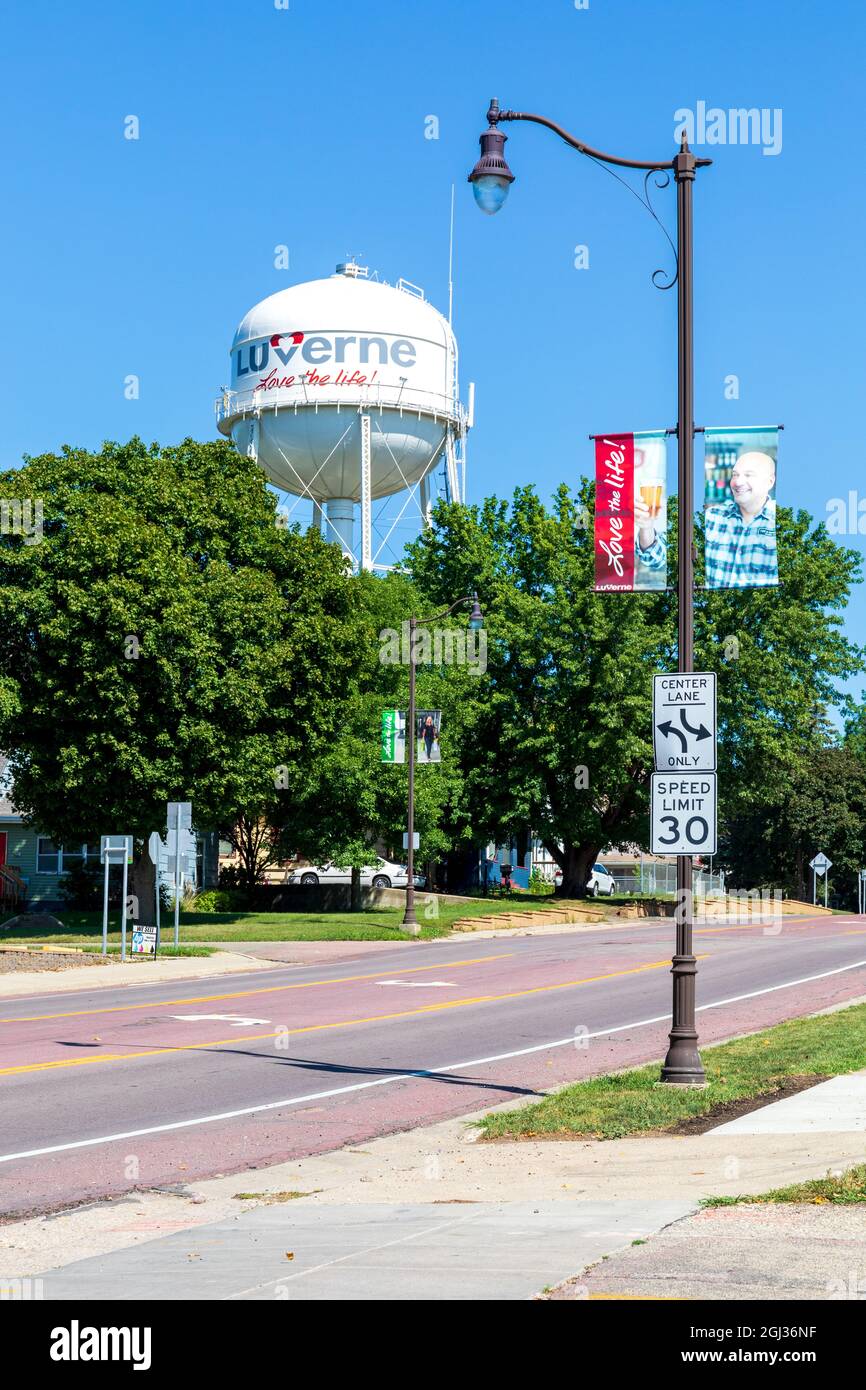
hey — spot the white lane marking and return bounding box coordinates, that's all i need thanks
[2,956,864,1165]
[171,1014,271,1027]
[375,980,456,988]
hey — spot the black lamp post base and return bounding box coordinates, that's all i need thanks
[660,1033,706,1085]
[401,911,420,937]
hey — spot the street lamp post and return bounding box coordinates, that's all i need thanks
[469,100,709,1083]
[402,594,484,936]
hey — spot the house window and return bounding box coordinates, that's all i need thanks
[37,838,60,874]
[36,840,98,874]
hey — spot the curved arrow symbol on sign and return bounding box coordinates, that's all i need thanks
[679,709,711,741]
[656,720,688,751]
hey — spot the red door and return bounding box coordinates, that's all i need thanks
[0,833,6,867]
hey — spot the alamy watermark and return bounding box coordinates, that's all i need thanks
[826,491,866,536]
[674,102,782,157]
[677,885,784,933]
[379,622,487,675]
[0,498,43,545]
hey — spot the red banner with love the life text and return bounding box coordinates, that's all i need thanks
[594,434,635,590]
[594,431,668,592]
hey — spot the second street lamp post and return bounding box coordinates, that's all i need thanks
[469,99,709,1084]
[402,594,484,936]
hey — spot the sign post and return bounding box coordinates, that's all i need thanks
[102,851,110,958]
[167,803,193,948]
[100,836,133,959]
[148,830,162,946]
[859,868,866,915]
[651,671,719,1086]
[809,852,832,910]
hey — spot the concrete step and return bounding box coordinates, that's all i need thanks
[451,905,606,931]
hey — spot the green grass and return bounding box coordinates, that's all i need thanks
[0,895,540,948]
[703,1165,866,1207]
[478,1004,866,1141]
[102,943,217,958]
[232,1190,318,1203]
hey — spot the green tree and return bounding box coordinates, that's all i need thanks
[408,487,863,896]
[717,743,866,904]
[280,569,480,909]
[0,437,360,915]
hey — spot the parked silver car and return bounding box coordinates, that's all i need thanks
[289,857,424,889]
[553,863,617,896]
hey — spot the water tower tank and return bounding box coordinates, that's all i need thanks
[216,262,472,569]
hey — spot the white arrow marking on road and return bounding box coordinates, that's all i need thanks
[171,1014,271,1026]
[375,980,456,988]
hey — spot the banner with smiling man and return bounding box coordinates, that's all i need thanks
[702,426,779,588]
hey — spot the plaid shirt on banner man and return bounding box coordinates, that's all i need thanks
[636,497,778,589]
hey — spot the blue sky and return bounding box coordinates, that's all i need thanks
[3,0,864,706]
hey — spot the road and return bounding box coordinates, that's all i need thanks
[1,913,864,1218]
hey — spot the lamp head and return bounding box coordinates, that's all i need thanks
[468,99,515,215]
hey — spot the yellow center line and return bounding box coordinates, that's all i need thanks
[1,954,514,1025]
[0,955,695,1079]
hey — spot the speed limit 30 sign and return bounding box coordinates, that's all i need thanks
[651,773,717,855]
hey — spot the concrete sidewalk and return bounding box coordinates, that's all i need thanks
[4,1070,866,1300]
[548,1203,866,1301]
[38,1200,693,1302]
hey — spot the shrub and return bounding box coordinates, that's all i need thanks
[58,859,103,910]
[188,888,247,913]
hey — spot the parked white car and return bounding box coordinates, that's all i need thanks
[553,863,617,896]
[289,857,425,889]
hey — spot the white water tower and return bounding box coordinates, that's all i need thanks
[217,262,473,569]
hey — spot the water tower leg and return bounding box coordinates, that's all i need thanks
[360,414,372,571]
[325,499,354,558]
[420,473,432,527]
[445,427,460,504]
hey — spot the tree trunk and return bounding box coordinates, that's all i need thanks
[794,843,805,902]
[557,843,600,899]
[350,865,361,912]
[130,843,157,924]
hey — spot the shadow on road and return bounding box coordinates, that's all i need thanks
[207,1050,542,1098]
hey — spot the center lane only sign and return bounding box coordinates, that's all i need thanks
[653,673,717,771]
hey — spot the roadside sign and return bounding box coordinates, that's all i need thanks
[402,832,420,850]
[810,852,832,875]
[167,801,192,831]
[381,709,406,764]
[131,924,159,956]
[653,673,717,772]
[651,773,717,855]
[100,834,133,864]
[166,852,196,876]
